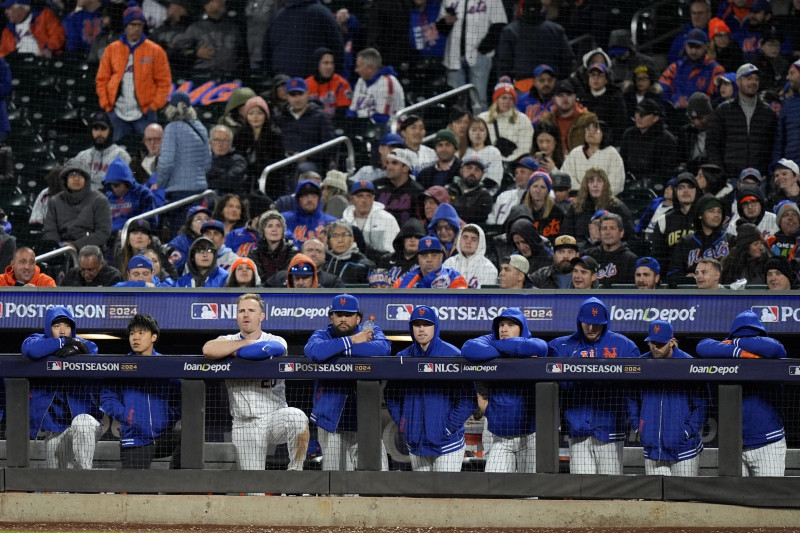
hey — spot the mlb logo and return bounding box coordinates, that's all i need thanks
[546,363,563,373]
[790,366,800,376]
[418,363,434,372]
[386,304,414,320]
[751,306,779,323]
[47,361,63,371]
[0,302,3,316]
[191,303,218,320]
[279,363,295,372]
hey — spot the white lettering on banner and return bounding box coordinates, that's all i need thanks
[280,363,354,372]
[689,365,740,375]
[546,363,624,373]
[609,304,698,322]
[183,363,231,373]
[461,364,498,372]
[270,306,330,319]
[779,307,800,322]
[4,303,107,319]
[47,362,120,371]
[417,363,461,373]
[220,304,238,320]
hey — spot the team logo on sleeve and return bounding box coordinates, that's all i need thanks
[191,303,218,319]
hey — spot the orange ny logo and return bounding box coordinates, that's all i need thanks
[603,347,617,358]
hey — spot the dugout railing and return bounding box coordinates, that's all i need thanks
[2,355,800,507]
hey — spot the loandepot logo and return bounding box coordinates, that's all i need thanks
[689,365,740,375]
[609,305,698,322]
[183,362,231,373]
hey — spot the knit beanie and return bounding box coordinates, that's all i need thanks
[123,1,145,27]
[258,210,286,235]
[764,256,796,284]
[774,200,800,227]
[492,76,517,103]
[734,222,762,248]
[527,171,552,194]
[708,17,731,40]
[242,96,270,121]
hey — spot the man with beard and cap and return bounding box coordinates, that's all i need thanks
[442,224,498,288]
[281,180,337,248]
[619,98,679,184]
[73,112,132,191]
[488,156,538,225]
[727,184,778,239]
[515,65,556,126]
[498,255,533,289]
[531,234,579,289]
[377,218,426,285]
[447,155,493,224]
[375,148,425,225]
[634,256,661,289]
[320,221,375,285]
[539,79,598,153]
[418,129,461,190]
[697,309,788,476]
[649,173,700,265]
[764,255,799,290]
[22,306,102,469]
[462,307,548,473]
[548,297,639,474]
[570,255,599,289]
[766,200,800,260]
[659,29,724,109]
[393,236,467,289]
[267,242,346,288]
[341,180,400,260]
[176,236,229,287]
[585,212,639,286]
[304,294,391,471]
[768,158,800,209]
[627,320,709,476]
[305,47,352,118]
[385,306,473,472]
[43,160,111,253]
[669,193,729,277]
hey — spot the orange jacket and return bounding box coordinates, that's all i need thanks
[0,264,56,287]
[96,37,172,113]
[0,8,65,57]
[305,73,352,117]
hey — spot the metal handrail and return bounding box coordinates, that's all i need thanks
[631,0,685,51]
[390,84,482,133]
[120,189,217,248]
[35,246,78,271]
[258,136,355,194]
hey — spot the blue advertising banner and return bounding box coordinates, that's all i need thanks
[0,289,798,335]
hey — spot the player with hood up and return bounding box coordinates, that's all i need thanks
[462,307,548,472]
[385,306,474,471]
[548,297,639,474]
[21,306,103,469]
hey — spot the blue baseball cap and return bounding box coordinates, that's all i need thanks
[635,256,661,276]
[577,298,608,325]
[288,262,314,276]
[286,77,308,93]
[461,155,485,171]
[417,236,444,254]
[591,209,610,223]
[533,64,555,78]
[186,205,212,222]
[588,62,609,75]
[645,320,674,343]
[170,90,191,107]
[201,219,225,234]
[739,167,763,182]
[410,305,436,324]
[686,28,709,45]
[1,0,30,7]
[379,133,405,147]
[127,254,153,271]
[331,294,360,313]
[516,156,540,172]
[350,180,375,195]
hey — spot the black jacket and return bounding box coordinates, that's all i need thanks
[585,243,639,285]
[62,264,123,287]
[206,150,249,196]
[677,123,707,176]
[447,183,493,224]
[562,198,636,247]
[577,86,629,144]
[495,13,573,80]
[650,206,695,265]
[668,228,729,276]
[619,121,678,185]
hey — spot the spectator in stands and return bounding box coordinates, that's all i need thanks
[21,306,102,469]
[206,125,248,196]
[248,210,299,283]
[341,180,400,260]
[530,234,578,289]
[462,306,547,473]
[539,79,598,154]
[728,184,778,238]
[62,244,122,287]
[570,255,599,289]
[96,1,170,142]
[223,193,270,257]
[523,170,564,242]
[767,200,800,260]
[43,161,111,253]
[306,47,352,119]
[722,222,771,285]
[232,96,283,197]
[417,186,457,228]
[585,212,638,286]
[773,62,800,167]
[548,297,639,474]
[668,0,712,64]
[448,155,493,224]
[531,120,564,173]
[375,149,425,225]
[428,203,461,258]
[463,118,504,191]
[660,29,725,109]
[0,0,65,57]
[629,320,708,477]
[320,170,350,219]
[217,87,256,137]
[498,255,533,289]
[649,173,699,264]
[130,123,163,185]
[621,65,662,124]
[320,221,374,285]
[563,168,635,247]
[695,257,723,289]
[117,219,174,279]
[578,63,628,144]
[708,17,743,73]
[515,65,557,126]
[634,256,661,289]
[447,106,471,160]
[103,158,157,242]
[157,91,212,236]
[418,129,461,190]
[74,112,132,191]
[669,194,729,277]
[149,0,192,71]
[569,48,611,97]
[552,171,573,211]
[353,133,405,184]
[713,72,737,105]
[281,180,336,248]
[678,92,714,174]
[397,114,435,172]
[393,236,467,288]
[765,255,799,290]
[0,247,55,287]
[204,293,309,474]
[63,0,102,56]
[561,120,626,195]
[697,309,787,476]
[142,247,175,286]
[769,159,800,209]
[212,194,247,237]
[225,256,261,288]
[283,254,320,289]
[478,78,534,162]
[167,205,210,274]
[267,239,345,288]
[346,47,405,125]
[607,30,657,90]
[720,167,765,216]
[442,224,497,288]
[619,98,679,184]
[173,0,241,78]
[377,218,425,285]
[200,219,238,271]
[488,156,538,226]
[114,254,163,287]
[0,214,14,272]
[273,166,322,214]
[87,2,125,66]
[176,236,229,287]
[707,64,777,181]
[507,217,552,274]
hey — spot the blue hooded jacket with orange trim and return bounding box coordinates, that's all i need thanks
[281,180,338,248]
[102,158,157,232]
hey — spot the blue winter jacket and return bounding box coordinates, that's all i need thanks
[99,350,181,448]
[281,180,338,248]
[103,158,157,232]
[385,306,475,456]
[548,297,640,442]
[772,93,800,170]
[21,306,100,438]
[176,266,228,288]
[0,58,11,136]
[166,232,196,275]
[696,310,786,449]
[156,119,212,194]
[304,322,391,433]
[427,203,460,256]
[225,224,260,257]
[627,348,709,462]
[462,307,548,437]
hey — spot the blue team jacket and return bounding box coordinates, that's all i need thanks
[304,323,391,433]
[461,307,548,437]
[696,310,786,450]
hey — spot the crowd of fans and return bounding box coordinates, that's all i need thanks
[0,0,799,292]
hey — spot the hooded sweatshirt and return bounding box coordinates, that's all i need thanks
[341,200,400,256]
[696,310,786,450]
[385,306,474,456]
[103,157,157,232]
[508,218,552,273]
[443,225,498,288]
[347,65,406,124]
[281,180,338,248]
[727,184,779,239]
[285,253,319,288]
[462,307,548,437]
[322,241,375,285]
[548,298,640,442]
[21,306,100,437]
[176,237,229,288]
[427,203,461,257]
